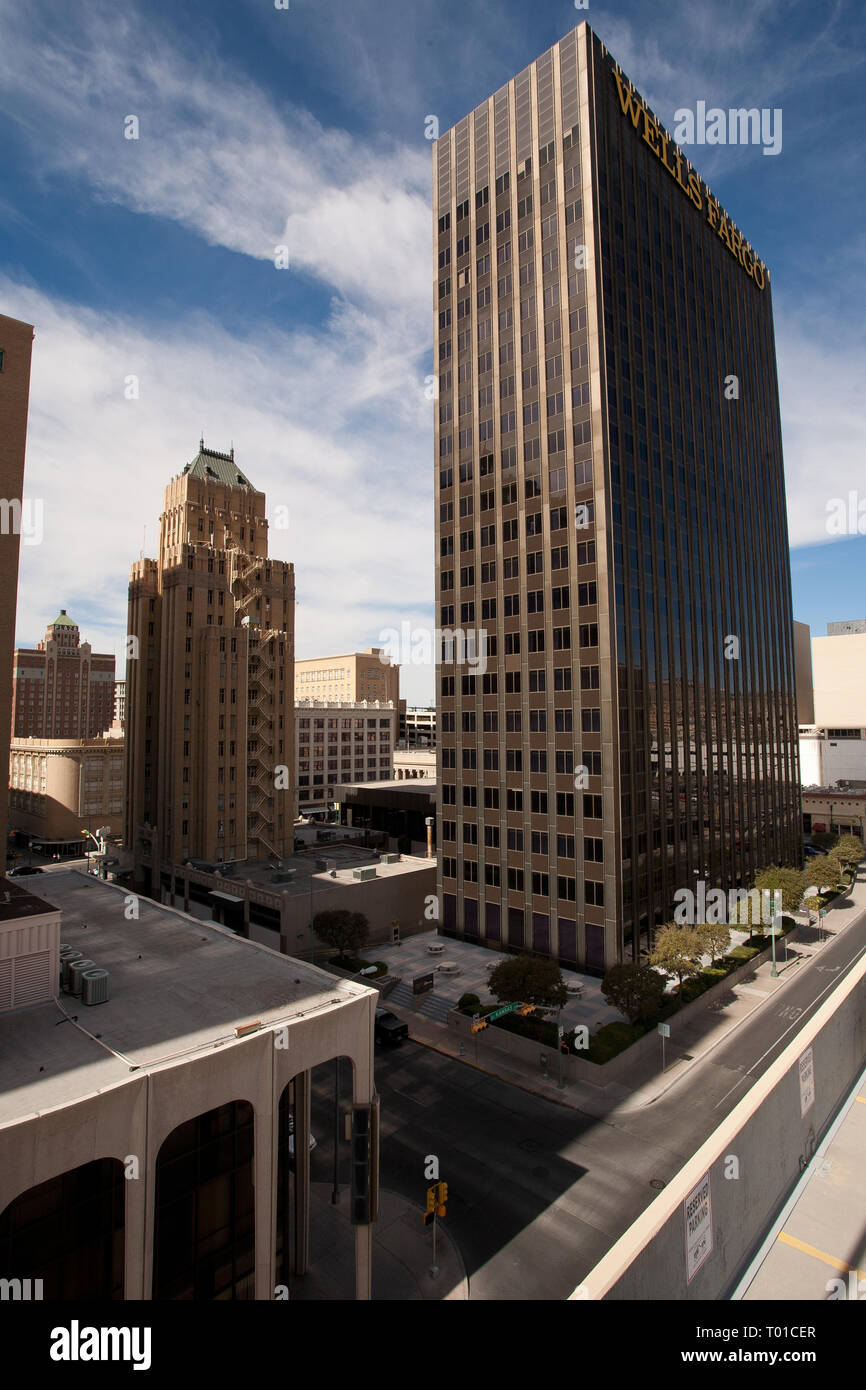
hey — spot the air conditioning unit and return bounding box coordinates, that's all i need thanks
[67,959,97,996]
[314,859,328,871]
[61,950,85,989]
[81,968,110,1006]
[379,852,400,865]
[353,866,377,882]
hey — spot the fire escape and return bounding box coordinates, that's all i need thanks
[229,549,283,860]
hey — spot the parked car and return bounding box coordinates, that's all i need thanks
[7,865,43,876]
[803,845,822,858]
[375,1008,409,1046]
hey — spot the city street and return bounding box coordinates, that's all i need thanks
[310,885,866,1299]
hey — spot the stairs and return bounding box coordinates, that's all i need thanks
[387,980,454,1023]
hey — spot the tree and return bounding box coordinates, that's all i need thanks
[754,865,806,915]
[649,925,704,995]
[313,909,369,961]
[488,955,567,1010]
[601,962,666,1024]
[802,854,844,894]
[835,834,863,868]
[697,922,731,965]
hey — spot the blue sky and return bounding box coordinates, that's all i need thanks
[1,0,864,703]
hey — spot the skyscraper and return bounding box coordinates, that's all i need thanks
[125,443,296,882]
[433,23,800,972]
[0,313,35,846]
[12,610,116,739]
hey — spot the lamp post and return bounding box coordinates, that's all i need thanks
[425,815,435,860]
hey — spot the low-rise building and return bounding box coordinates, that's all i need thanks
[799,726,866,789]
[295,700,396,815]
[0,870,377,1299]
[399,706,436,747]
[8,732,125,856]
[801,788,866,839]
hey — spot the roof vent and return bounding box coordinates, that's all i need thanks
[67,959,97,995]
[61,950,85,989]
[81,968,110,1006]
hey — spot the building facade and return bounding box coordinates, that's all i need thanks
[0,313,35,842]
[296,699,396,813]
[433,23,801,971]
[811,628,866,728]
[9,733,125,852]
[11,611,116,740]
[124,443,296,877]
[400,706,437,747]
[799,727,866,790]
[113,679,126,729]
[294,650,399,705]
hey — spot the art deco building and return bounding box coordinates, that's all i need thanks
[0,313,35,842]
[434,23,801,972]
[11,610,116,739]
[125,443,296,879]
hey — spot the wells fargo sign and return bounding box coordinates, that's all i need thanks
[612,68,767,291]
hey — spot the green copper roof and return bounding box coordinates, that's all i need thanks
[182,440,254,488]
[50,610,78,627]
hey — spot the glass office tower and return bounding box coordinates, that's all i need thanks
[433,22,801,972]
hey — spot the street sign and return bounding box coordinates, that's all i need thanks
[799,1047,815,1117]
[657,1022,671,1038]
[684,1173,713,1282]
[487,1002,522,1022]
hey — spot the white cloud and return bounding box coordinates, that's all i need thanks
[0,0,431,312]
[2,277,437,705]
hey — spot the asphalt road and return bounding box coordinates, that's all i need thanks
[310,895,866,1300]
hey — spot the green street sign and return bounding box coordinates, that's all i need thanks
[487,1002,522,1022]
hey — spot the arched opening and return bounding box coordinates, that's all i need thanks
[153,1099,254,1300]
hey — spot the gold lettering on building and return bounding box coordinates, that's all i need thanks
[612,68,767,290]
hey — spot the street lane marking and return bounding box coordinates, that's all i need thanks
[856,1096,866,1104]
[713,937,866,1110]
[777,1231,866,1280]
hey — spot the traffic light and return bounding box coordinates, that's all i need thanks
[471,1018,488,1033]
[519,1004,536,1016]
[437,1182,448,1205]
[426,1186,436,1214]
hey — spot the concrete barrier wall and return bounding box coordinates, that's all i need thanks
[573,950,866,1300]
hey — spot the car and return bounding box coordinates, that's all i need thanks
[375,1008,409,1046]
[803,845,822,858]
[6,865,44,877]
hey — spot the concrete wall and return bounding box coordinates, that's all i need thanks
[573,950,866,1300]
[793,620,814,725]
[812,632,866,726]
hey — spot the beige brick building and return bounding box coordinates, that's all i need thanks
[294,650,399,705]
[9,733,125,851]
[12,610,116,740]
[124,442,296,878]
[296,699,397,812]
[0,313,35,844]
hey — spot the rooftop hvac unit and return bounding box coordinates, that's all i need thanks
[68,959,97,996]
[379,852,400,865]
[81,968,110,1006]
[61,950,85,989]
[353,866,377,882]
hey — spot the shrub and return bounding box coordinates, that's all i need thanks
[458,992,480,1011]
[586,1021,645,1064]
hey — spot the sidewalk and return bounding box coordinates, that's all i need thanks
[385,870,866,1117]
[289,1184,468,1300]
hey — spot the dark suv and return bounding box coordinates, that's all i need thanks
[374,1009,409,1046]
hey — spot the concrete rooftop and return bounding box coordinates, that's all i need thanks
[0,871,369,1127]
